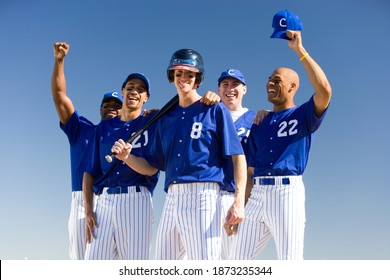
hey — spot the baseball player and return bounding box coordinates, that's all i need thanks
[217,68,256,260]
[51,42,122,260]
[227,30,332,260]
[111,49,247,260]
[77,73,160,260]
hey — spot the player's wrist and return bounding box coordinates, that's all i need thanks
[55,56,65,63]
[296,47,307,59]
[123,154,130,162]
[233,199,244,211]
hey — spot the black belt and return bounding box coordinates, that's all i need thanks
[98,186,141,195]
[255,178,290,185]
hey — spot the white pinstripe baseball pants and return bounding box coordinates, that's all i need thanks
[68,191,88,260]
[220,190,236,260]
[155,182,221,260]
[84,186,153,260]
[230,176,306,260]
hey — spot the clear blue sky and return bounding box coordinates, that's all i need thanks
[0,0,389,260]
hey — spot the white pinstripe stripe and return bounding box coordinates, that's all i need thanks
[155,182,221,260]
[220,191,235,259]
[68,191,97,260]
[155,192,185,259]
[230,190,271,259]
[84,186,153,260]
[230,176,305,260]
[88,194,115,259]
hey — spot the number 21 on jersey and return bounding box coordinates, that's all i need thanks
[131,131,149,148]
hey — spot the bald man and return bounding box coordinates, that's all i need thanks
[227,30,332,260]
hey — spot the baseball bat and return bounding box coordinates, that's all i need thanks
[105,94,179,162]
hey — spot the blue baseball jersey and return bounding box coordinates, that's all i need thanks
[60,111,95,192]
[248,96,328,176]
[221,109,256,192]
[145,100,244,192]
[77,113,159,195]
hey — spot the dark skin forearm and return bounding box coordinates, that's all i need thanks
[82,172,97,243]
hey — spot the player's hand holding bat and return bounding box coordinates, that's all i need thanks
[111,139,132,161]
[111,139,158,176]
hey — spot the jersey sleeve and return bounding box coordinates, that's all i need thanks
[77,125,102,178]
[239,110,256,161]
[306,96,329,133]
[60,111,94,145]
[143,119,166,171]
[247,123,258,168]
[217,104,244,157]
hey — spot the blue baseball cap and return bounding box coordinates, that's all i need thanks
[218,68,246,85]
[121,72,150,96]
[270,10,303,40]
[101,91,123,107]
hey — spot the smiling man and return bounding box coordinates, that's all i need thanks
[217,68,255,260]
[111,49,247,260]
[78,73,159,260]
[228,30,332,260]
[51,42,123,260]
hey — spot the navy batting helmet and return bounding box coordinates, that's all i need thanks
[167,49,204,86]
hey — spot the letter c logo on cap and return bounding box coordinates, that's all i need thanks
[279,18,286,27]
[228,69,235,76]
[112,92,119,97]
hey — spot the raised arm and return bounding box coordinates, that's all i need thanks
[286,31,332,117]
[51,42,75,125]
